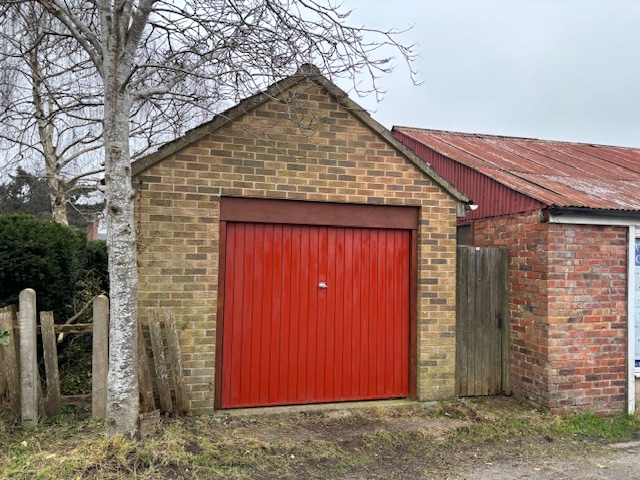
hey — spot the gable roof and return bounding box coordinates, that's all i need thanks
[393,127,640,212]
[131,66,469,204]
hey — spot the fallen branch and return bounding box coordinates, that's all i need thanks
[57,292,105,343]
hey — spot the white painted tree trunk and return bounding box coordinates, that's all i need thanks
[104,97,140,436]
[103,13,139,436]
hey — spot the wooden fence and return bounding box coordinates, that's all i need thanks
[0,289,188,429]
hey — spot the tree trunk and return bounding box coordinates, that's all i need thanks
[104,95,139,436]
[29,37,69,227]
[46,166,69,226]
[103,30,139,437]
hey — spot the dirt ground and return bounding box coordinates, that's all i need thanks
[2,396,640,479]
[207,396,640,479]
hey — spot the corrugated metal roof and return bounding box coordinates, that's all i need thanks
[393,127,640,211]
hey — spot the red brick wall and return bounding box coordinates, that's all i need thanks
[473,211,628,414]
[546,223,627,414]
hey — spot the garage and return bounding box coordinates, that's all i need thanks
[134,67,469,413]
[216,198,417,408]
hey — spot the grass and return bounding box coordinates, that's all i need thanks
[1,398,639,479]
[549,412,640,442]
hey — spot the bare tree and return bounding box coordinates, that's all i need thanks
[32,0,416,436]
[0,3,104,225]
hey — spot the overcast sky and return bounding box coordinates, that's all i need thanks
[342,0,640,147]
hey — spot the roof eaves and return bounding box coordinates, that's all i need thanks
[549,205,640,218]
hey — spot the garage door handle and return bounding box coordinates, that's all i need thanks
[318,282,328,289]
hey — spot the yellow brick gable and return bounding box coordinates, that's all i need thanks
[135,80,458,413]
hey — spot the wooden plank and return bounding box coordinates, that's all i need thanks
[40,312,62,417]
[486,249,502,395]
[467,247,477,396]
[164,309,189,414]
[139,409,161,438]
[0,344,5,402]
[0,307,9,400]
[50,323,94,334]
[37,374,46,420]
[148,309,173,413]
[0,329,6,401]
[478,248,490,396]
[12,305,20,366]
[19,288,38,429]
[466,246,475,396]
[137,319,156,413]
[499,248,511,395]
[455,247,467,396]
[456,247,463,396]
[61,394,91,406]
[92,295,109,418]
[491,248,504,395]
[1,306,20,414]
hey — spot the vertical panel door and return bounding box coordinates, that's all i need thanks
[455,246,509,396]
[220,222,410,408]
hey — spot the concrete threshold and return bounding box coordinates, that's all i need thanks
[217,399,423,417]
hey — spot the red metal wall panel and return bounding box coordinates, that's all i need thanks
[393,131,544,222]
[221,222,410,408]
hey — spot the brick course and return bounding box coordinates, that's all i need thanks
[134,79,461,413]
[474,211,627,414]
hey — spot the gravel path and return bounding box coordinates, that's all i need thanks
[454,441,640,480]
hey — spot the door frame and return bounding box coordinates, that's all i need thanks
[214,197,420,409]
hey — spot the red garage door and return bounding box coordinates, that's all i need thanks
[220,222,410,408]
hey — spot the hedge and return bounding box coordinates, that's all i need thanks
[0,214,108,321]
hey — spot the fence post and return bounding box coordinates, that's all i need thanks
[0,306,20,414]
[19,289,38,429]
[92,295,109,418]
[40,312,62,417]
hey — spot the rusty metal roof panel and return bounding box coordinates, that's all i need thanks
[393,127,640,212]
[521,142,637,180]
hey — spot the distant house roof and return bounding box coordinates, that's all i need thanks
[131,66,469,204]
[393,127,640,212]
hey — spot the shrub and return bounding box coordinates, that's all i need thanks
[0,214,108,321]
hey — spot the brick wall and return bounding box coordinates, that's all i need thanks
[134,79,460,413]
[546,223,627,414]
[474,211,628,414]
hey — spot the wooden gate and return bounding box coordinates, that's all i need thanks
[456,246,509,396]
